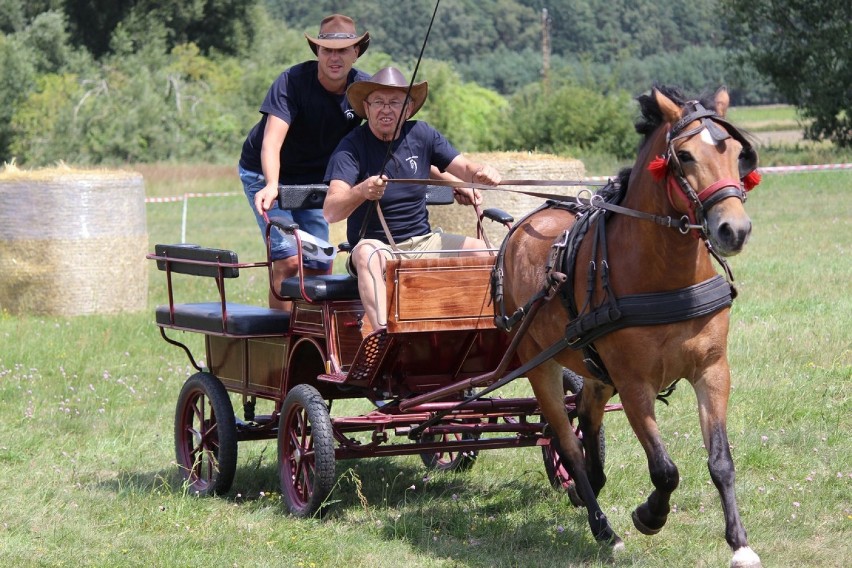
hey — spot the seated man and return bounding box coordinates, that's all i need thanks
[323,66,502,331]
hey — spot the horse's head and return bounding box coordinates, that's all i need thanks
[641,86,758,256]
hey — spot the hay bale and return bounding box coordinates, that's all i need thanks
[0,166,148,316]
[428,151,586,247]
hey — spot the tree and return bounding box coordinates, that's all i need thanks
[722,0,852,147]
[63,0,256,58]
[500,80,637,158]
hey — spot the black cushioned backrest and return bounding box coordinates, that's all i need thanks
[154,244,240,278]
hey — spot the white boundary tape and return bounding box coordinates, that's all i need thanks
[145,191,239,203]
[583,163,852,182]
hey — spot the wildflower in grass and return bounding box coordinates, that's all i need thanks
[761,435,768,443]
[556,525,564,533]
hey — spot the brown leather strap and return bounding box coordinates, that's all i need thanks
[375,203,399,251]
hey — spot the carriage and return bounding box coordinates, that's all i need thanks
[148,86,763,567]
[149,183,621,516]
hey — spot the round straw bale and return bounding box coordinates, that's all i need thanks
[428,151,586,248]
[0,166,148,316]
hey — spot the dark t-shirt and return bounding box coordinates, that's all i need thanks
[325,121,460,246]
[238,61,370,184]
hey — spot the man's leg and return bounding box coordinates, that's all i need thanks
[459,236,492,256]
[350,241,390,331]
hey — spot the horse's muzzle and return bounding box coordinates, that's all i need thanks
[706,199,752,256]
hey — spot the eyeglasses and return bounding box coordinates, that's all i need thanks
[365,99,405,110]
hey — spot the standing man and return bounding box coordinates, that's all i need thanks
[240,14,370,309]
[323,67,502,331]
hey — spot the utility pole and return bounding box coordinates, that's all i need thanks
[541,8,552,88]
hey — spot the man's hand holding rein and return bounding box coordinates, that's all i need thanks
[360,174,387,201]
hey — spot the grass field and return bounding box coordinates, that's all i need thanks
[0,167,849,567]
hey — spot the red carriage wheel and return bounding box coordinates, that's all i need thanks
[174,372,238,496]
[278,384,336,517]
[419,431,479,472]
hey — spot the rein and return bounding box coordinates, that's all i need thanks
[387,177,706,234]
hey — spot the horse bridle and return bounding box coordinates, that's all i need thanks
[660,101,758,238]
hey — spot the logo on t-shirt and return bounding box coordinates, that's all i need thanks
[405,155,419,174]
[344,109,356,121]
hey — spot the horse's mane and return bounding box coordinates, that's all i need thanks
[613,84,719,198]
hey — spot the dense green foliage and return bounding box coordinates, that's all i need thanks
[721,0,852,147]
[270,0,777,103]
[0,0,841,165]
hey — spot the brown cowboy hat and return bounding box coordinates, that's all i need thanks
[347,67,428,119]
[305,14,370,57]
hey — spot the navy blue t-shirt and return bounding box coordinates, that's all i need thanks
[238,61,370,184]
[325,121,460,246]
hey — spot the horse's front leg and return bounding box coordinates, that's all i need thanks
[528,361,624,549]
[694,365,762,568]
[617,381,680,535]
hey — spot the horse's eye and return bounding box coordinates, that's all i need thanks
[676,150,694,164]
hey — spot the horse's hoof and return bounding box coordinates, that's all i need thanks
[611,536,625,552]
[631,508,663,535]
[730,546,762,568]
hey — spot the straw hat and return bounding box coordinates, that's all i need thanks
[305,14,370,57]
[346,67,428,119]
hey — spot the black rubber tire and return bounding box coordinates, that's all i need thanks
[541,369,606,506]
[174,372,238,496]
[419,431,479,472]
[278,384,336,517]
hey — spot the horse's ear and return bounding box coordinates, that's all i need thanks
[654,88,682,124]
[714,86,730,118]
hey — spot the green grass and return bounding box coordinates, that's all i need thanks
[0,168,849,567]
[727,104,803,131]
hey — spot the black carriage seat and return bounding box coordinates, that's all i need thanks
[279,274,360,302]
[154,302,290,335]
[153,244,290,336]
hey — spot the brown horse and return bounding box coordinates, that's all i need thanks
[499,86,762,567]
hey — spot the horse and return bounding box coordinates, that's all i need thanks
[497,85,762,567]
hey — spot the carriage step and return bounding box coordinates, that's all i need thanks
[325,328,392,384]
[318,371,348,384]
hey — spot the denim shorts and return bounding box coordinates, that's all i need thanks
[238,164,331,270]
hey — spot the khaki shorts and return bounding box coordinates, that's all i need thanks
[346,230,468,277]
